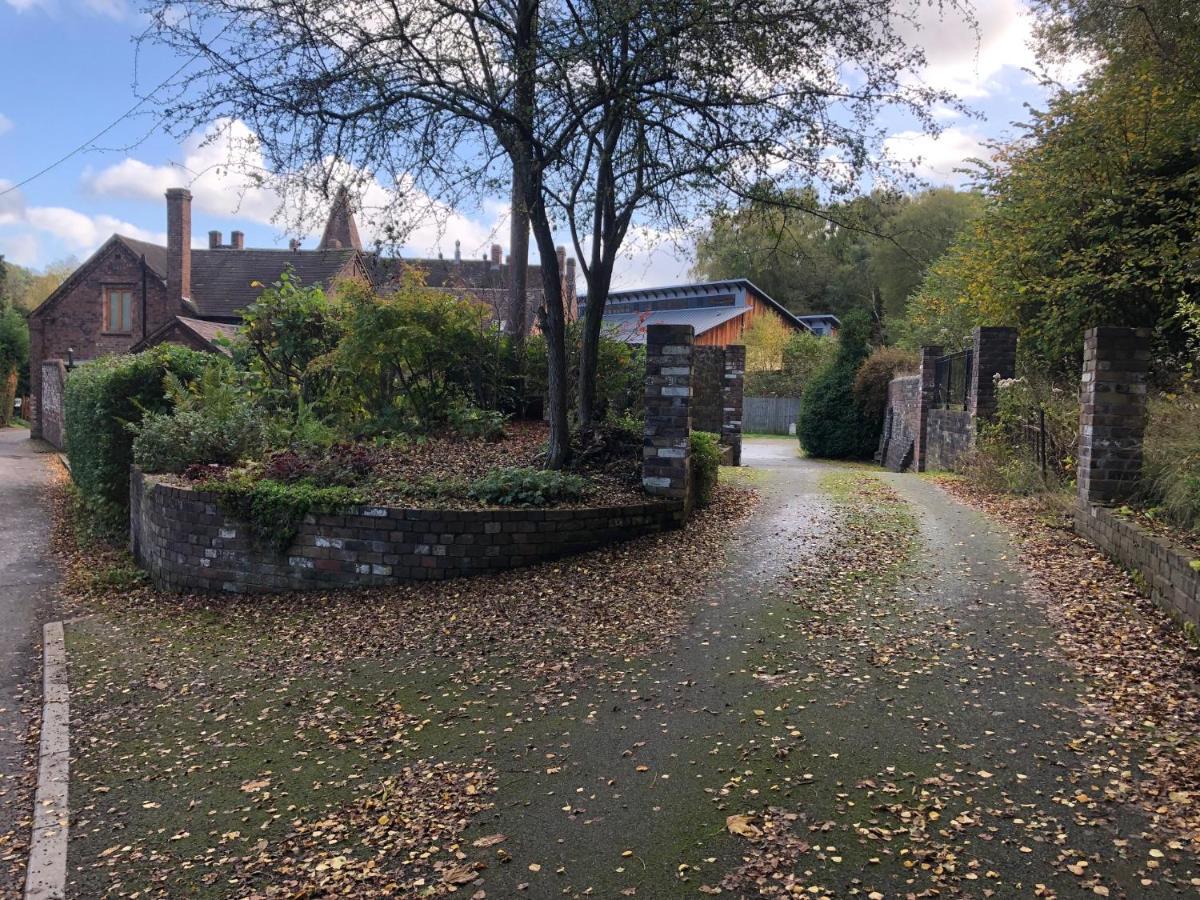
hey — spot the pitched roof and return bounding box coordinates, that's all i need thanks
[363,253,544,293]
[583,278,810,332]
[602,306,752,344]
[115,235,171,280]
[318,186,363,251]
[188,247,360,319]
[131,316,239,354]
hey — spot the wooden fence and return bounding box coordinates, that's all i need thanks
[743,396,801,435]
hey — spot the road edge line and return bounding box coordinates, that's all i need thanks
[24,621,68,900]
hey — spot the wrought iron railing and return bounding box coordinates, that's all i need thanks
[932,349,973,410]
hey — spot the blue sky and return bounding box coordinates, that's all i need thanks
[0,0,1079,288]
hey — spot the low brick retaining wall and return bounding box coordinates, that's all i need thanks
[131,470,685,594]
[1075,502,1200,630]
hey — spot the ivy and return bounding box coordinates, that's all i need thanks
[199,475,361,552]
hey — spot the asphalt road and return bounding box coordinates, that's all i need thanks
[0,427,59,870]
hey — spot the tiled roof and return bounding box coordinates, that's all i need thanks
[115,236,171,280]
[363,253,544,292]
[189,247,360,319]
[177,316,240,347]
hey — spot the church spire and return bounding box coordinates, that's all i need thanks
[319,185,363,251]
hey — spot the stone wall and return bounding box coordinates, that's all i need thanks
[1074,503,1200,630]
[878,375,920,472]
[131,470,685,594]
[925,409,972,471]
[39,361,67,450]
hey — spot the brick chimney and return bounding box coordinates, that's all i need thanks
[231,230,245,250]
[490,243,502,266]
[208,230,222,249]
[166,188,192,304]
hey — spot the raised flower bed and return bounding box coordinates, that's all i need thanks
[130,470,685,594]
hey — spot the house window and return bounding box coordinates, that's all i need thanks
[103,287,133,333]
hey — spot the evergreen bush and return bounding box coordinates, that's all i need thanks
[690,431,721,507]
[64,345,210,537]
[797,311,878,459]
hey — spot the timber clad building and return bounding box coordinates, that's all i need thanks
[580,279,837,346]
[26,187,577,442]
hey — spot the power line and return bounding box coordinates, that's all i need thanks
[1,43,215,198]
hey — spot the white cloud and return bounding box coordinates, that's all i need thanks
[86,119,280,224]
[0,114,13,137]
[883,127,990,185]
[903,0,1038,98]
[0,180,164,263]
[0,233,39,267]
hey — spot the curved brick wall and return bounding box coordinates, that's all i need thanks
[130,470,685,594]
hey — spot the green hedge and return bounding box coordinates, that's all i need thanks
[64,345,210,537]
[690,431,721,508]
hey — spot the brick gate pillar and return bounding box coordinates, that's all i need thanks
[914,345,942,473]
[643,324,694,502]
[1077,326,1151,505]
[968,326,1018,422]
[721,344,745,467]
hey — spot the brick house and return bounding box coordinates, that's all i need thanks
[27,186,578,442]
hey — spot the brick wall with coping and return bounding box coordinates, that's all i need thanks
[643,324,694,501]
[878,374,920,472]
[912,345,942,473]
[1074,503,1200,630]
[880,326,1018,473]
[131,470,685,594]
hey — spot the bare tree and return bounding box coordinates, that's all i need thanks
[142,0,968,457]
[143,0,585,465]
[544,0,969,429]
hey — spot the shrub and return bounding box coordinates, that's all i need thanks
[131,363,269,474]
[740,331,838,399]
[447,403,507,441]
[333,276,510,434]
[467,467,588,506]
[230,269,344,411]
[200,472,361,551]
[797,311,878,459]
[968,374,1078,494]
[64,345,210,536]
[852,347,918,427]
[525,321,646,421]
[1143,388,1200,529]
[262,442,377,487]
[690,431,721,508]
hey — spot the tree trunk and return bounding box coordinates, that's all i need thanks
[529,205,571,469]
[508,173,530,344]
[577,261,613,430]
